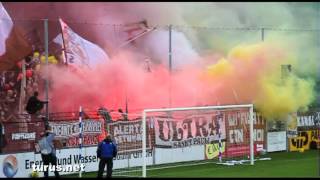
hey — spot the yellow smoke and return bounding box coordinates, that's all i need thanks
[228,43,265,63]
[255,73,315,120]
[204,43,316,120]
[206,58,233,77]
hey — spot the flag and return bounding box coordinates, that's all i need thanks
[0,2,13,56]
[53,18,110,69]
[118,19,156,48]
[123,19,149,41]
[0,3,32,71]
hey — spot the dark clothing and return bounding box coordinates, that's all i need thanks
[41,153,60,178]
[39,132,59,178]
[97,139,117,178]
[0,124,4,153]
[98,157,113,178]
[26,95,46,115]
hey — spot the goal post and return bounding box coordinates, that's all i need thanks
[142,104,255,177]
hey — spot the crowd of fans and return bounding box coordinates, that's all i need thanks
[0,50,59,122]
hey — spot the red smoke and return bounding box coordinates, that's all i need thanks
[45,52,164,112]
[44,44,278,114]
[44,50,219,115]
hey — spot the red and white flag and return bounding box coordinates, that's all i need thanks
[53,18,110,69]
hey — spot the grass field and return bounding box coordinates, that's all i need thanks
[65,149,319,178]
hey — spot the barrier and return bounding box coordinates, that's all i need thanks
[289,130,320,151]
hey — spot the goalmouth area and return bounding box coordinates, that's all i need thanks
[65,150,319,178]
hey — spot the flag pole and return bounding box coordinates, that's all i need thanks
[168,24,172,108]
[18,60,26,114]
[117,27,156,49]
[125,93,128,121]
[58,18,69,66]
[44,19,49,130]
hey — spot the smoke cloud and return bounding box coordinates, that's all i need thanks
[3,2,318,120]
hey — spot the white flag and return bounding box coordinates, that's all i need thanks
[0,2,13,56]
[53,18,110,69]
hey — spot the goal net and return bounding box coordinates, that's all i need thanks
[141,104,256,177]
[106,104,265,178]
[105,111,145,178]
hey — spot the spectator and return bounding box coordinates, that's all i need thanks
[5,89,17,114]
[0,106,5,121]
[37,128,60,178]
[5,89,16,103]
[0,123,4,153]
[97,134,117,178]
[118,108,128,121]
[25,91,48,116]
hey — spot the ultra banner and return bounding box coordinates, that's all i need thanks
[152,113,226,148]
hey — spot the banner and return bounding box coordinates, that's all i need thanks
[153,113,226,148]
[287,112,298,138]
[49,119,103,147]
[107,119,152,153]
[297,111,320,128]
[289,129,320,151]
[49,120,102,138]
[225,111,266,157]
[54,18,110,69]
[0,118,104,154]
[267,131,286,152]
[205,142,226,160]
[0,146,153,178]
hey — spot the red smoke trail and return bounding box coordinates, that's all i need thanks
[46,50,214,115]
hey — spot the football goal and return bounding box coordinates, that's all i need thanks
[141,104,256,177]
[77,104,261,178]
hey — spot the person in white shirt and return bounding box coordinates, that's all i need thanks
[37,128,60,178]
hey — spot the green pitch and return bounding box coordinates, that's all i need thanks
[65,149,319,178]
